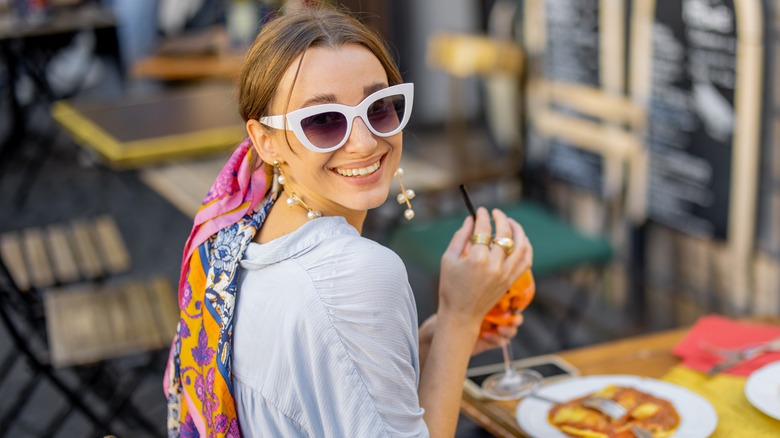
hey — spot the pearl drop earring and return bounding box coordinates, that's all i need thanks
[274,160,286,186]
[274,160,322,220]
[271,160,285,198]
[286,193,322,220]
[395,167,415,220]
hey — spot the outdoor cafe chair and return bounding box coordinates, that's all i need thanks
[0,215,177,437]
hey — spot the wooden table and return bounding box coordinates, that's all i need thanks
[131,53,244,81]
[459,327,699,437]
[52,83,245,168]
[130,27,244,82]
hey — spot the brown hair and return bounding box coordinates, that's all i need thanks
[238,6,403,169]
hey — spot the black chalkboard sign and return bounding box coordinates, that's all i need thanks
[542,0,600,86]
[646,0,737,239]
[541,0,605,195]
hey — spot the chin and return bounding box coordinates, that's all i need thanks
[346,190,390,212]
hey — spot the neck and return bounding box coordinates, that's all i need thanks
[255,191,367,244]
[341,210,367,233]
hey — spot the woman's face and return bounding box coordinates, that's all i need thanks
[261,44,403,218]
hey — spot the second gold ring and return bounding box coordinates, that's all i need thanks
[492,236,515,255]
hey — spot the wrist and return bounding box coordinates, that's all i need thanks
[437,294,485,325]
[434,310,482,342]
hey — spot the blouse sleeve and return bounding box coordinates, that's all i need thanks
[311,236,428,437]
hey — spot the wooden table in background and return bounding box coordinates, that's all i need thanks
[459,327,694,437]
[131,53,244,81]
[130,26,244,82]
[52,83,245,168]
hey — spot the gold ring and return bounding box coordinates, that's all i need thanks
[470,233,492,246]
[492,236,515,255]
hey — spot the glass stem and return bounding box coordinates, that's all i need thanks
[502,337,516,377]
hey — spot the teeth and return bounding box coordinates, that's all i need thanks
[336,160,381,177]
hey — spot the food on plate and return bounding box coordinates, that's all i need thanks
[548,384,680,438]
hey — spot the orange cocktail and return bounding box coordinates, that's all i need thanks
[477,269,541,400]
[479,270,535,336]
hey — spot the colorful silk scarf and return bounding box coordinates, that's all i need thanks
[164,138,274,437]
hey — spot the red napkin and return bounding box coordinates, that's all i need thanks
[672,314,780,376]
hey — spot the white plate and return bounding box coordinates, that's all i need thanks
[744,361,780,420]
[516,375,718,438]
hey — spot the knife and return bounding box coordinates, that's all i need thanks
[707,337,780,376]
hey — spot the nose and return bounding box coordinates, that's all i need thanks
[342,116,377,154]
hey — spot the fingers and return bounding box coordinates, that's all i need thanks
[489,209,530,273]
[497,314,524,338]
[503,217,533,279]
[476,313,523,353]
[469,207,493,255]
[463,207,532,277]
[496,325,518,339]
[443,215,473,261]
[490,209,512,257]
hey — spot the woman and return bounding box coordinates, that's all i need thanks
[165,5,532,437]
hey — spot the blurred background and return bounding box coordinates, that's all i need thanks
[0,0,778,436]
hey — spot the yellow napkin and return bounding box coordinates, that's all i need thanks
[662,366,780,437]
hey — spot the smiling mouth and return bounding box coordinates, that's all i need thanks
[334,159,382,177]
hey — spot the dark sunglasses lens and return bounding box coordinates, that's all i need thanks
[300,111,348,149]
[367,95,405,134]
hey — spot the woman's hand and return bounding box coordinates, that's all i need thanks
[473,313,523,355]
[437,207,533,327]
[418,206,533,437]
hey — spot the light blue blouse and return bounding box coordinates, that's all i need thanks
[233,216,429,437]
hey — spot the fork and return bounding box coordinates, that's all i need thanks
[532,395,653,438]
[629,425,653,438]
[582,397,653,438]
[703,337,780,375]
[700,337,780,361]
[582,396,627,419]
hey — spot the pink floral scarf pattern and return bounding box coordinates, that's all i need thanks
[164,138,274,437]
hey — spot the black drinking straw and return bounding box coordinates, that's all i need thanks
[459,184,477,220]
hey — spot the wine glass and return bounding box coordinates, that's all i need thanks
[457,184,542,399]
[478,270,543,400]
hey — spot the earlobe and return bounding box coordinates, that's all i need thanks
[246,119,280,164]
